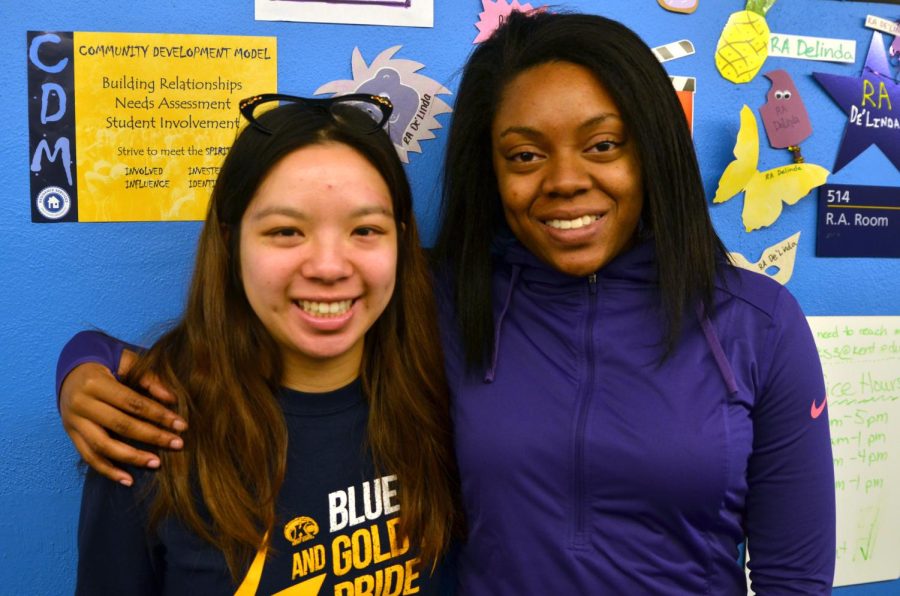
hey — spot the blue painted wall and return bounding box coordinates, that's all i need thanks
[1,1,898,593]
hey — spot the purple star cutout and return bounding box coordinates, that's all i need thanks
[813,31,900,173]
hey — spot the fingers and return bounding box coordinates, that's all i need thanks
[138,371,178,407]
[74,362,187,433]
[65,420,162,487]
[117,348,138,377]
[72,385,186,450]
[120,349,178,407]
[59,362,186,476]
[70,432,134,486]
[59,356,189,484]
[97,375,186,433]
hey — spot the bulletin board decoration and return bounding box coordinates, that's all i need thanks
[652,39,695,63]
[657,0,698,15]
[864,15,899,38]
[813,31,900,174]
[715,0,775,84]
[728,231,801,285]
[315,46,451,164]
[26,31,277,223]
[671,76,696,136]
[816,184,900,258]
[713,105,829,232]
[808,316,900,587]
[473,0,544,44]
[759,69,812,163]
[767,32,856,64]
[255,0,434,28]
[651,40,697,135]
[864,16,900,67]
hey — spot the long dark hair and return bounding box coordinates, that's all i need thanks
[432,10,728,366]
[127,102,460,579]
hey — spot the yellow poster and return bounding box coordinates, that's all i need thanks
[30,32,277,222]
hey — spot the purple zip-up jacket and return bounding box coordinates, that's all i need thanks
[437,240,835,595]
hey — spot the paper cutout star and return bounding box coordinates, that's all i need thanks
[813,32,900,173]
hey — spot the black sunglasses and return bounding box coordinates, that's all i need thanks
[238,93,393,135]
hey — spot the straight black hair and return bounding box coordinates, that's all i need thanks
[432,10,728,367]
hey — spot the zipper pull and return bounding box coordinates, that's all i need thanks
[588,273,597,295]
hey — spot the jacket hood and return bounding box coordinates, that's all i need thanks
[487,238,737,395]
[483,239,658,382]
[500,238,659,287]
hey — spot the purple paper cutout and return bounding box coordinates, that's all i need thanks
[813,31,900,173]
[759,69,812,149]
[356,68,420,147]
[315,46,453,163]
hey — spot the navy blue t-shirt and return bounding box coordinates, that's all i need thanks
[76,381,446,595]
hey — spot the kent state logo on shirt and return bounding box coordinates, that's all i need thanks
[282,475,423,595]
[36,186,71,220]
[284,516,320,547]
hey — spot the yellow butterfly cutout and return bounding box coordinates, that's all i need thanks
[713,105,829,232]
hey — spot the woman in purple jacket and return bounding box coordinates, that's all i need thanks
[58,11,835,594]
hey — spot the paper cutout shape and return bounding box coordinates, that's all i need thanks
[671,76,696,135]
[473,0,541,44]
[255,0,433,28]
[652,40,695,62]
[768,32,856,64]
[715,0,776,84]
[759,70,812,163]
[863,15,899,65]
[713,105,829,232]
[864,15,900,38]
[658,0,698,14]
[729,231,801,285]
[813,32,900,174]
[316,46,452,163]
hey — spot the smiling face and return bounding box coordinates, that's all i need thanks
[491,61,644,277]
[239,142,398,390]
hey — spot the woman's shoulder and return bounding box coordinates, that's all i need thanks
[713,263,801,322]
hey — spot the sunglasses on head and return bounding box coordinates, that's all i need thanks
[238,93,393,135]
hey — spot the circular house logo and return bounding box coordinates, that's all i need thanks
[36,186,71,220]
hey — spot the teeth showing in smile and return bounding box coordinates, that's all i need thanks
[298,300,353,317]
[545,215,599,230]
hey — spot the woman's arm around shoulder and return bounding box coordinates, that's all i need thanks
[58,330,186,486]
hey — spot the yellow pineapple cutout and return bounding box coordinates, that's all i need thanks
[715,0,775,84]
